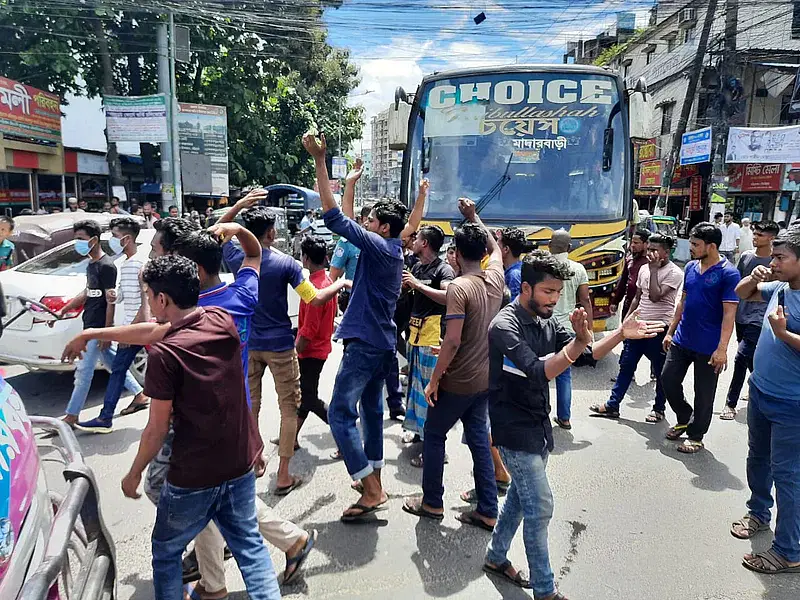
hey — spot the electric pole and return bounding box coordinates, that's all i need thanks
[157,21,173,210]
[657,0,719,212]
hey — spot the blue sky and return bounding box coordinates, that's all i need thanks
[324,0,654,139]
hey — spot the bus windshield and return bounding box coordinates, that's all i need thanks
[408,71,627,223]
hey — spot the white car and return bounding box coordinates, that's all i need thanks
[0,230,301,383]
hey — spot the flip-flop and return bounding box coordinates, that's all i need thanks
[282,529,317,585]
[482,560,530,588]
[120,400,149,416]
[588,404,619,419]
[553,417,572,430]
[275,477,303,496]
[340,503,387,523]
[456,511,495,532]
[402,498,444,521]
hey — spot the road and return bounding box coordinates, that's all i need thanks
[10,337,800,600]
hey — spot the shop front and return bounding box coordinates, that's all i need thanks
[728,163,783,222]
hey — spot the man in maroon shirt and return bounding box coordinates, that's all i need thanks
[611,229,651,318]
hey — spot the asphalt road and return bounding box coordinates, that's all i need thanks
[10,337,800,600]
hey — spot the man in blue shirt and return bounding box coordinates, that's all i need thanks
[498,227,526,301]
[304,132,408,522]
[663,222,740,453]
[730,225,800,574]
[220,197,348,494]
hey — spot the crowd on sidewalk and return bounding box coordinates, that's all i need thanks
[50,131,800,599]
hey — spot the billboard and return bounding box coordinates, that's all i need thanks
[637,138,658,162]
[680,127,712,166]
[726,126,800,164]
[0,76,61,144]
[639,160,662,188]
[727,163,784,193]
[105,94,169,143]
[177,103,229,196]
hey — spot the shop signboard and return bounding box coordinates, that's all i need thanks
[0,76,61,144]
[673,164,699,181]
[689,176,703,212]
[726,126,800,163]
[637,138,658,162]
[105,94,169,143]
[639,160,662,188]
[728,163,783,193]
[177,103,229,196]
[680,127,712,166]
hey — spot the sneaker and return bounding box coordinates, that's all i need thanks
[74,417,113,434]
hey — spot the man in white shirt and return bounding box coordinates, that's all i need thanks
[739,217,754,255]
[549,230,593,430]
[720,212,741,262]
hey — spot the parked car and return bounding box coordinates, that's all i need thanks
[0,376,117,600]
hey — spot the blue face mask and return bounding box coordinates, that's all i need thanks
[74,239,93,256]
[108,236,125,255]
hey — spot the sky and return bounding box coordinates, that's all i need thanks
[324,0,655,146]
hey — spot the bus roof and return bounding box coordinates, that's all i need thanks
[420,63,618,86]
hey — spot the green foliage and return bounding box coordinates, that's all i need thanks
[594,28,652,67]
[0,0,362,188]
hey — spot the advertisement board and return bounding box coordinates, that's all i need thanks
[638,160,662,188]
[177,103,229,196]
[689,176,703,211]
[726,126,800,163]
[637,138,658,162]
[0,76,61,144]
[680,127,712,166]
[105,94,169,143]
[727,163,784,193]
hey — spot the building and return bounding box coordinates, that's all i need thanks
[370,109,402,199]
[598,0,800,224]
[563,13,639,64]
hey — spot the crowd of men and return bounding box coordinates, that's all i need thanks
[48,131,800,599]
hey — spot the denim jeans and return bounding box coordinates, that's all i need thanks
[151,470,280,600]
[726,323,761,408]
[746,383,800,563]
[384,349,404,411]
[98,344,143,421]
[607,334,666,413]
[422,389,497,518]
[487,447,555,599]
[663,343,719,441]
[66,339,142,417]
[328,339,394,481]
[555,368,572,421]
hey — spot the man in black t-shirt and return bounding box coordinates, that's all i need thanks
[58,220,145,425]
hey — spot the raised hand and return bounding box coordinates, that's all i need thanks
[458,197,477,222]
[346,158,364,183]
[208,222,240,245]
[570,307,593,345]
[302,132,327,158]
[237,188,267,209]
[768,305,788,338]
[751,265,774,284]
[418,178,430,198]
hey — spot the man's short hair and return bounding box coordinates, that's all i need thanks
[360,204,373,220]
[521,250,574,287]
[773,225,800,259]
[142,255,199,309]
[500,227,527,257]
[73,220,101,239]
[169,205,178,211]
[417,225,445,253]
[154,216,200,253]
[144,202,153,208]
[301,235,328,265]
[724,211,734,217]
[174,230,223,276]
[648,233,674,251]
[714,212,724,219]
[690,222,723,247]
[0,215,15,230]
[633,228,651,242]
[454,223,488,262]
[110,216,141,239]
[242,206,276,240]
[753,220,780,236]
[373,200,408,238]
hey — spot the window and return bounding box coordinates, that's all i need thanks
[667,36,676,53]
[683,26,695,44]
[623,63,630,80]
[661,102,675,135]
[646,50,654,65]
[793,1,800,39]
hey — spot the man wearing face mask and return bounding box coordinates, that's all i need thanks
[76,217,149,433]
[57,220,144,427]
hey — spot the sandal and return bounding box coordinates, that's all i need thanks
[275,477,303,496]
[482,560,530,588]
[742,548,800,574]
[410,452,448,468]
[731,514,770,540]
[402,497,444,521]
[665,424,687,440]
[589,403,619,419]
[677,439,704,454]
[720,405,737,420]
[645,411,664,423]
[120,398,149,416]
[456,511,495,532]
[282,529,317,585]
[553,417,572,430]
[402,432,421,444]
[341,502,387,523]
[460,480,510,503]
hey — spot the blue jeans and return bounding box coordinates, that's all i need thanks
[384,350,404,411]
[66,339,142,417]
[555,368,572,421]
[727,324,760,408]
[607,334,666,413]
[98,344,143,421]
[487,447,555,599]
[328,340,394,481]
[152,470,280,600]
[422,389,497,518]
[746,383,800,563]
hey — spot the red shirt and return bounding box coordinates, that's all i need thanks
[297,269,336,360]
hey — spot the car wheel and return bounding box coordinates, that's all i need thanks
[131,347,148,387]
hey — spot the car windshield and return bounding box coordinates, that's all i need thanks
[408,71,627,223]
[16,241,117,276]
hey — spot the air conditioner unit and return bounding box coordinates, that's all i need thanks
[679,8,697,26]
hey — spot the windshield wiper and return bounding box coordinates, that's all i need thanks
[461,153,513,225]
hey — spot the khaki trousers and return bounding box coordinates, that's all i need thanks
[194,495,305,593]
[248,349,301,458]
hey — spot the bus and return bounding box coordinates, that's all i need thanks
[389,64,649,331]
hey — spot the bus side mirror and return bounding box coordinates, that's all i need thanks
[628,77,651,140]
[388,100,410,151]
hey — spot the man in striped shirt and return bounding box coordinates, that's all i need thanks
[76,217,150,433]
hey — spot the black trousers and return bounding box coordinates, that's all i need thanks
[726,323,761,408]
[663,343,720,441]
[298,357,329,422]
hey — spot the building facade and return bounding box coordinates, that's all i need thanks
[370,109,402,199]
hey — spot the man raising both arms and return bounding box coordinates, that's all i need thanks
[304,132,409,522]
